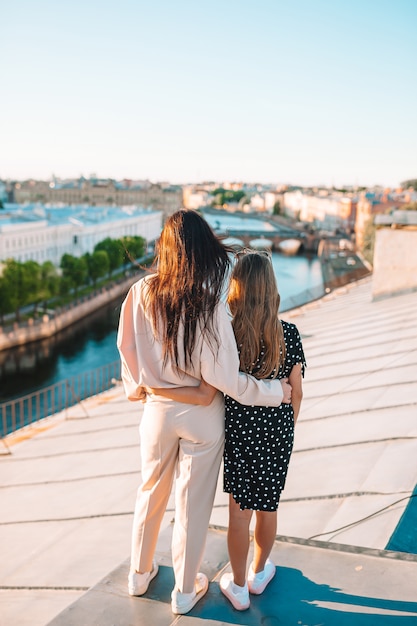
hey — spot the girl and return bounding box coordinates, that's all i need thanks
[151,250,305,611]
[117,213,291,615]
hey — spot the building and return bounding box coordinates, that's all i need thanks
[182,186,212,210]
[10,177,183,220]
[283,189,357,232]
[0,204,162,266]
[355,190,412,249]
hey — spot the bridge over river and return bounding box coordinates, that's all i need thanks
[202,210,319,253]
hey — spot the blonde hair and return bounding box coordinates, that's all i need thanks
[227,252,286,379]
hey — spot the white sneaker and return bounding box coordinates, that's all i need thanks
[128,562,159,596]
[248,558,275,595]
[220,572,250,610]
[171,572,209,614]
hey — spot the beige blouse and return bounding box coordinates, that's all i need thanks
[117,277,284,406]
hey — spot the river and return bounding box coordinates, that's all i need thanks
[0,252,323,406]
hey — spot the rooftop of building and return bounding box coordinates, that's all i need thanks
[375,209,417,226]
[9,177,183,192]
[1,276,417,625]
[0,203,159,230]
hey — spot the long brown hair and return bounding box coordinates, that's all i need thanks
[227,251,286,379]
[147,210,232,371]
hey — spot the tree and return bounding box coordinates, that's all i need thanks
[120,236,146,265]
[401,179,417,191]
[40,261,60,307]
[85,250,110,286]
[59,275,73,297]
[211,188,247,207]
[94,238,124,275]
[22,260,43,312]
[212,192,224,207]
[0,259,54,320]
[1,260,29,320]
[60,254,88,296]
[272,201,282,216]
[0,272,14,323]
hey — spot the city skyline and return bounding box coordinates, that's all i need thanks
[2,0,416,189]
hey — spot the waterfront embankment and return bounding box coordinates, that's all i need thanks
[0,274,140,353]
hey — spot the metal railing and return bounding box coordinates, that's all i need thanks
[1,360,121,439]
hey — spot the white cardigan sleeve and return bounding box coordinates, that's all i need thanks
[200,303,283,407]
[117,281,284,407]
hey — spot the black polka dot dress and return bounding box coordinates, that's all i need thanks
[223,320,306,511]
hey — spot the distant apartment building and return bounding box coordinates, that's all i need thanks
[0,204,162,266]
[11,178,183,219]
[182,186,212,209]
[283,189,357,231]
[247,191,279,213]
[355,190,412,249]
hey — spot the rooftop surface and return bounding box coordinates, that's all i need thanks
[1,276,417,625]
[0,203,156,229]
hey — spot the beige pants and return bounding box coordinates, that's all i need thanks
[131,392,225,593]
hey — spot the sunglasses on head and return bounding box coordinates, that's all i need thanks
[234,247,272,260]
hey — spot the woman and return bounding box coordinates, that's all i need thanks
[152,251,305,611]
[117,211,291,615]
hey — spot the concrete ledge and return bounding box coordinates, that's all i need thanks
[47,525,417,626]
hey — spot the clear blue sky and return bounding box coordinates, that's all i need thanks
[2,0,416,188]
